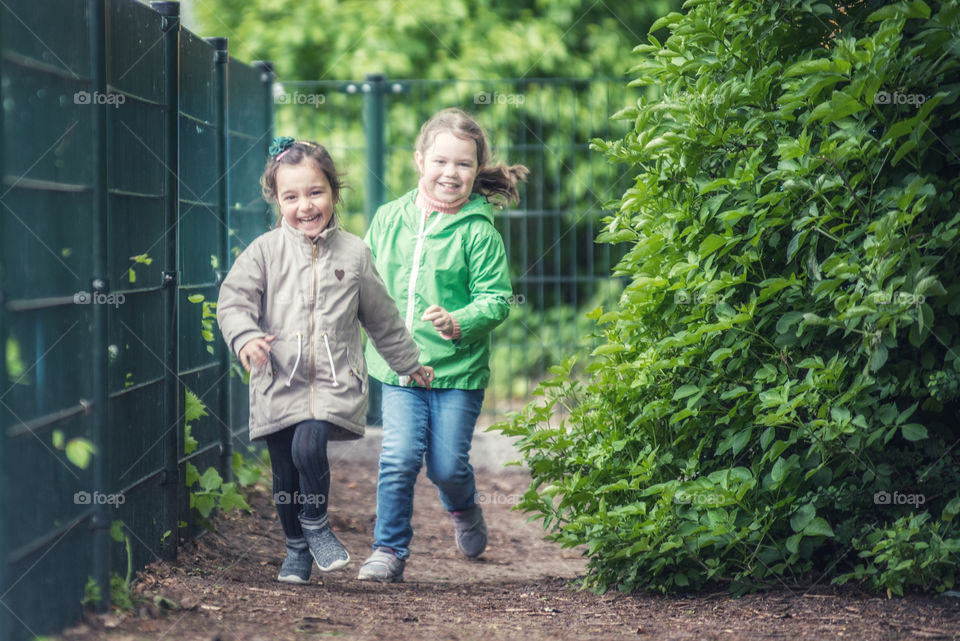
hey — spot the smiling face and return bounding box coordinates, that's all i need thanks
[415,131,479,203]
[275,160,336,238]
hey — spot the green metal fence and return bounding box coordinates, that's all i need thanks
[0,2,271,639]
[274,76,634,417]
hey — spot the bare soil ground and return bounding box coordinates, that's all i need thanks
[58,429,960,641]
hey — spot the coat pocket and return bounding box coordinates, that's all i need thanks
[250,355,277,395]
[251,333,303,394]
[346,346,367,394]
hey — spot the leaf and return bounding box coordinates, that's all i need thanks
[194,494,216,518]
[802,517,835,538]
[776,312,804,335]
[790,503,815,533]
[110,521,126,543]
[729,428,752,456]
[187,294,205,304]
[869,345,889,372]
[720,385,748,400]
[786,533,801,555]
[868,0,931,21]
[771,457,789,484]
[184,424,198,455]
[672,384,700,400]
[199,467,223,492]
[698,234,726,258]
[594,343,627,355]
[66,438,97,469]
[185,461,200,487]
[900,423,928,441]
[219,483,251,512]
[52,429,65,449]
[184,388,209,424]
[784,58,834,77]
[943,497,960,522]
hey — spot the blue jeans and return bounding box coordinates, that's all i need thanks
[373,384,485,559]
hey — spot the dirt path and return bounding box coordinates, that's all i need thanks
[59,428,960,641]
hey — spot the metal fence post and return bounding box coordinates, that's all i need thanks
[88,0,110,611]
[362,73,386,222]
[151,0,181,561]
[252,61,275,230]
[362,73,386,425]
[0,2,7,635]
[207,36,231,482]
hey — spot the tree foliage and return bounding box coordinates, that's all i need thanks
[498,0,960,595]
[188,0,676,81]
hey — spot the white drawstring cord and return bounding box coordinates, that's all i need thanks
[285,333,303,387]
[322,333,339,387]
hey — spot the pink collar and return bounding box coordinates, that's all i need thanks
[414,177,470,214]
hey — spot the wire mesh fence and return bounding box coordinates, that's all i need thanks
[0,2,271,639]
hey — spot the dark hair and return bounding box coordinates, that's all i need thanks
[415,108,529,207]
[260,141,344,224]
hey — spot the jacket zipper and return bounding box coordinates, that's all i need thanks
[310,243,318,416]
[400,209,444,385]
[405,209,445,330]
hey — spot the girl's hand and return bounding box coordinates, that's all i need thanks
[238,335,276,371]
[408,365,434,389]
[421,305,455,337]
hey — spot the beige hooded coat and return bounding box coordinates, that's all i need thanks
[217,219,421,441]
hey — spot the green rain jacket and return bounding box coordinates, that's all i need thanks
[364,189,511,389]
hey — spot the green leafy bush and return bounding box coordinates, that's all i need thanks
[496,0,960,595]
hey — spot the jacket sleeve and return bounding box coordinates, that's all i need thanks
[217,240,268,357]
[362,208,382,260]
[448,222,512,346]
[357,244,422,376]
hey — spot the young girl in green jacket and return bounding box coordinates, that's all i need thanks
[358,108,528,582]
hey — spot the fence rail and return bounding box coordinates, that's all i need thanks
[0,2,271,639]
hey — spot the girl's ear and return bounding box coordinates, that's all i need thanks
[414,150,424,175]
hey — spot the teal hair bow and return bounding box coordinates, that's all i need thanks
[269,136,295,157]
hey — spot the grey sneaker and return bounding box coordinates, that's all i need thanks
[452,505,487,558]
[299,514,350,572]
[357,547,405,582]
[277,537,312,584]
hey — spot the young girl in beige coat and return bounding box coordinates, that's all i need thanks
[217,138,433,584]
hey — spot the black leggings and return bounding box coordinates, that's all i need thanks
[264,420,332,539]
